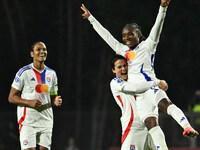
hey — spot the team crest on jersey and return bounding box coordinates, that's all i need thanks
[46,77,51,82]
[130,145,135,150]
[23,140,28,145]
[15,77,20,83]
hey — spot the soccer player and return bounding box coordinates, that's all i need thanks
[110,54,168,150]
[81,0,198,149]
[8,41,62,150]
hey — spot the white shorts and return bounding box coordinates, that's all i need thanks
[121,127,155,150]
[19,125,52,150]
[136,86,169,123]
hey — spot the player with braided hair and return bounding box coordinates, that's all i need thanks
[81,0,198,149]
[122,23,146,42]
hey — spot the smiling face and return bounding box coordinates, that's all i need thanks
[122,26,140,49]
[112,59,128,81]
[30,42,47,63]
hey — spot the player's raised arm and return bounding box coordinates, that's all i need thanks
[146,0,170,52]
[161,0,170,7]
[80,4,125,55]
[81,4,90,19]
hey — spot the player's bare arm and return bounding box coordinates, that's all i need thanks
[81,4,90,19]
[51,95,62,107]
[161,0,170,7]
[158,80,168,91]
[8,87,42,108]
[28,99,42,108]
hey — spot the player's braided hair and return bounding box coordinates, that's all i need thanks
[123,23,146,42]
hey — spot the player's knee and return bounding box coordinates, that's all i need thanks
[158,98,173,113]
[144,117,158,131]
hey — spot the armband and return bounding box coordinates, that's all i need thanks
[50,91,57,95]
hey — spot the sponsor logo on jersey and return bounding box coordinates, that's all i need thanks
[15,77,20,83]
[30,77,35,81]
[125,46,139,62]
[180,117,186,123]
[46,77,51,82]
[130,145,135,150]
[23,140,28,145]
[125,51,136,62]
[35,84,48,93]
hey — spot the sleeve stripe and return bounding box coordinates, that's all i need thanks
[17,65,32,77]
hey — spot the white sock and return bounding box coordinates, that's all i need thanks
[149,126,168,150]
[167,104,191,129]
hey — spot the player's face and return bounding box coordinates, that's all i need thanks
[122,27,139,49]
[31,42,47,63]
[112,59,128,80]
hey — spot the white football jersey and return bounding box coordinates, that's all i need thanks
[88,6,167,83]
[110,77,160,133]
[11,63,58,128]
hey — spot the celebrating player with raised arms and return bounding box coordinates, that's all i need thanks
[81,0,198,149]
[8,41,62,150]
[110,54,169,150]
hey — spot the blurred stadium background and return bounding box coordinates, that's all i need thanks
[0,0,200,149]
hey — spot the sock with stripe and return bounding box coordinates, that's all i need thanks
[167,104,191,129]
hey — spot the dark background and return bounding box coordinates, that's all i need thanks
[2,0,200,111]
[1,0,200,149]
